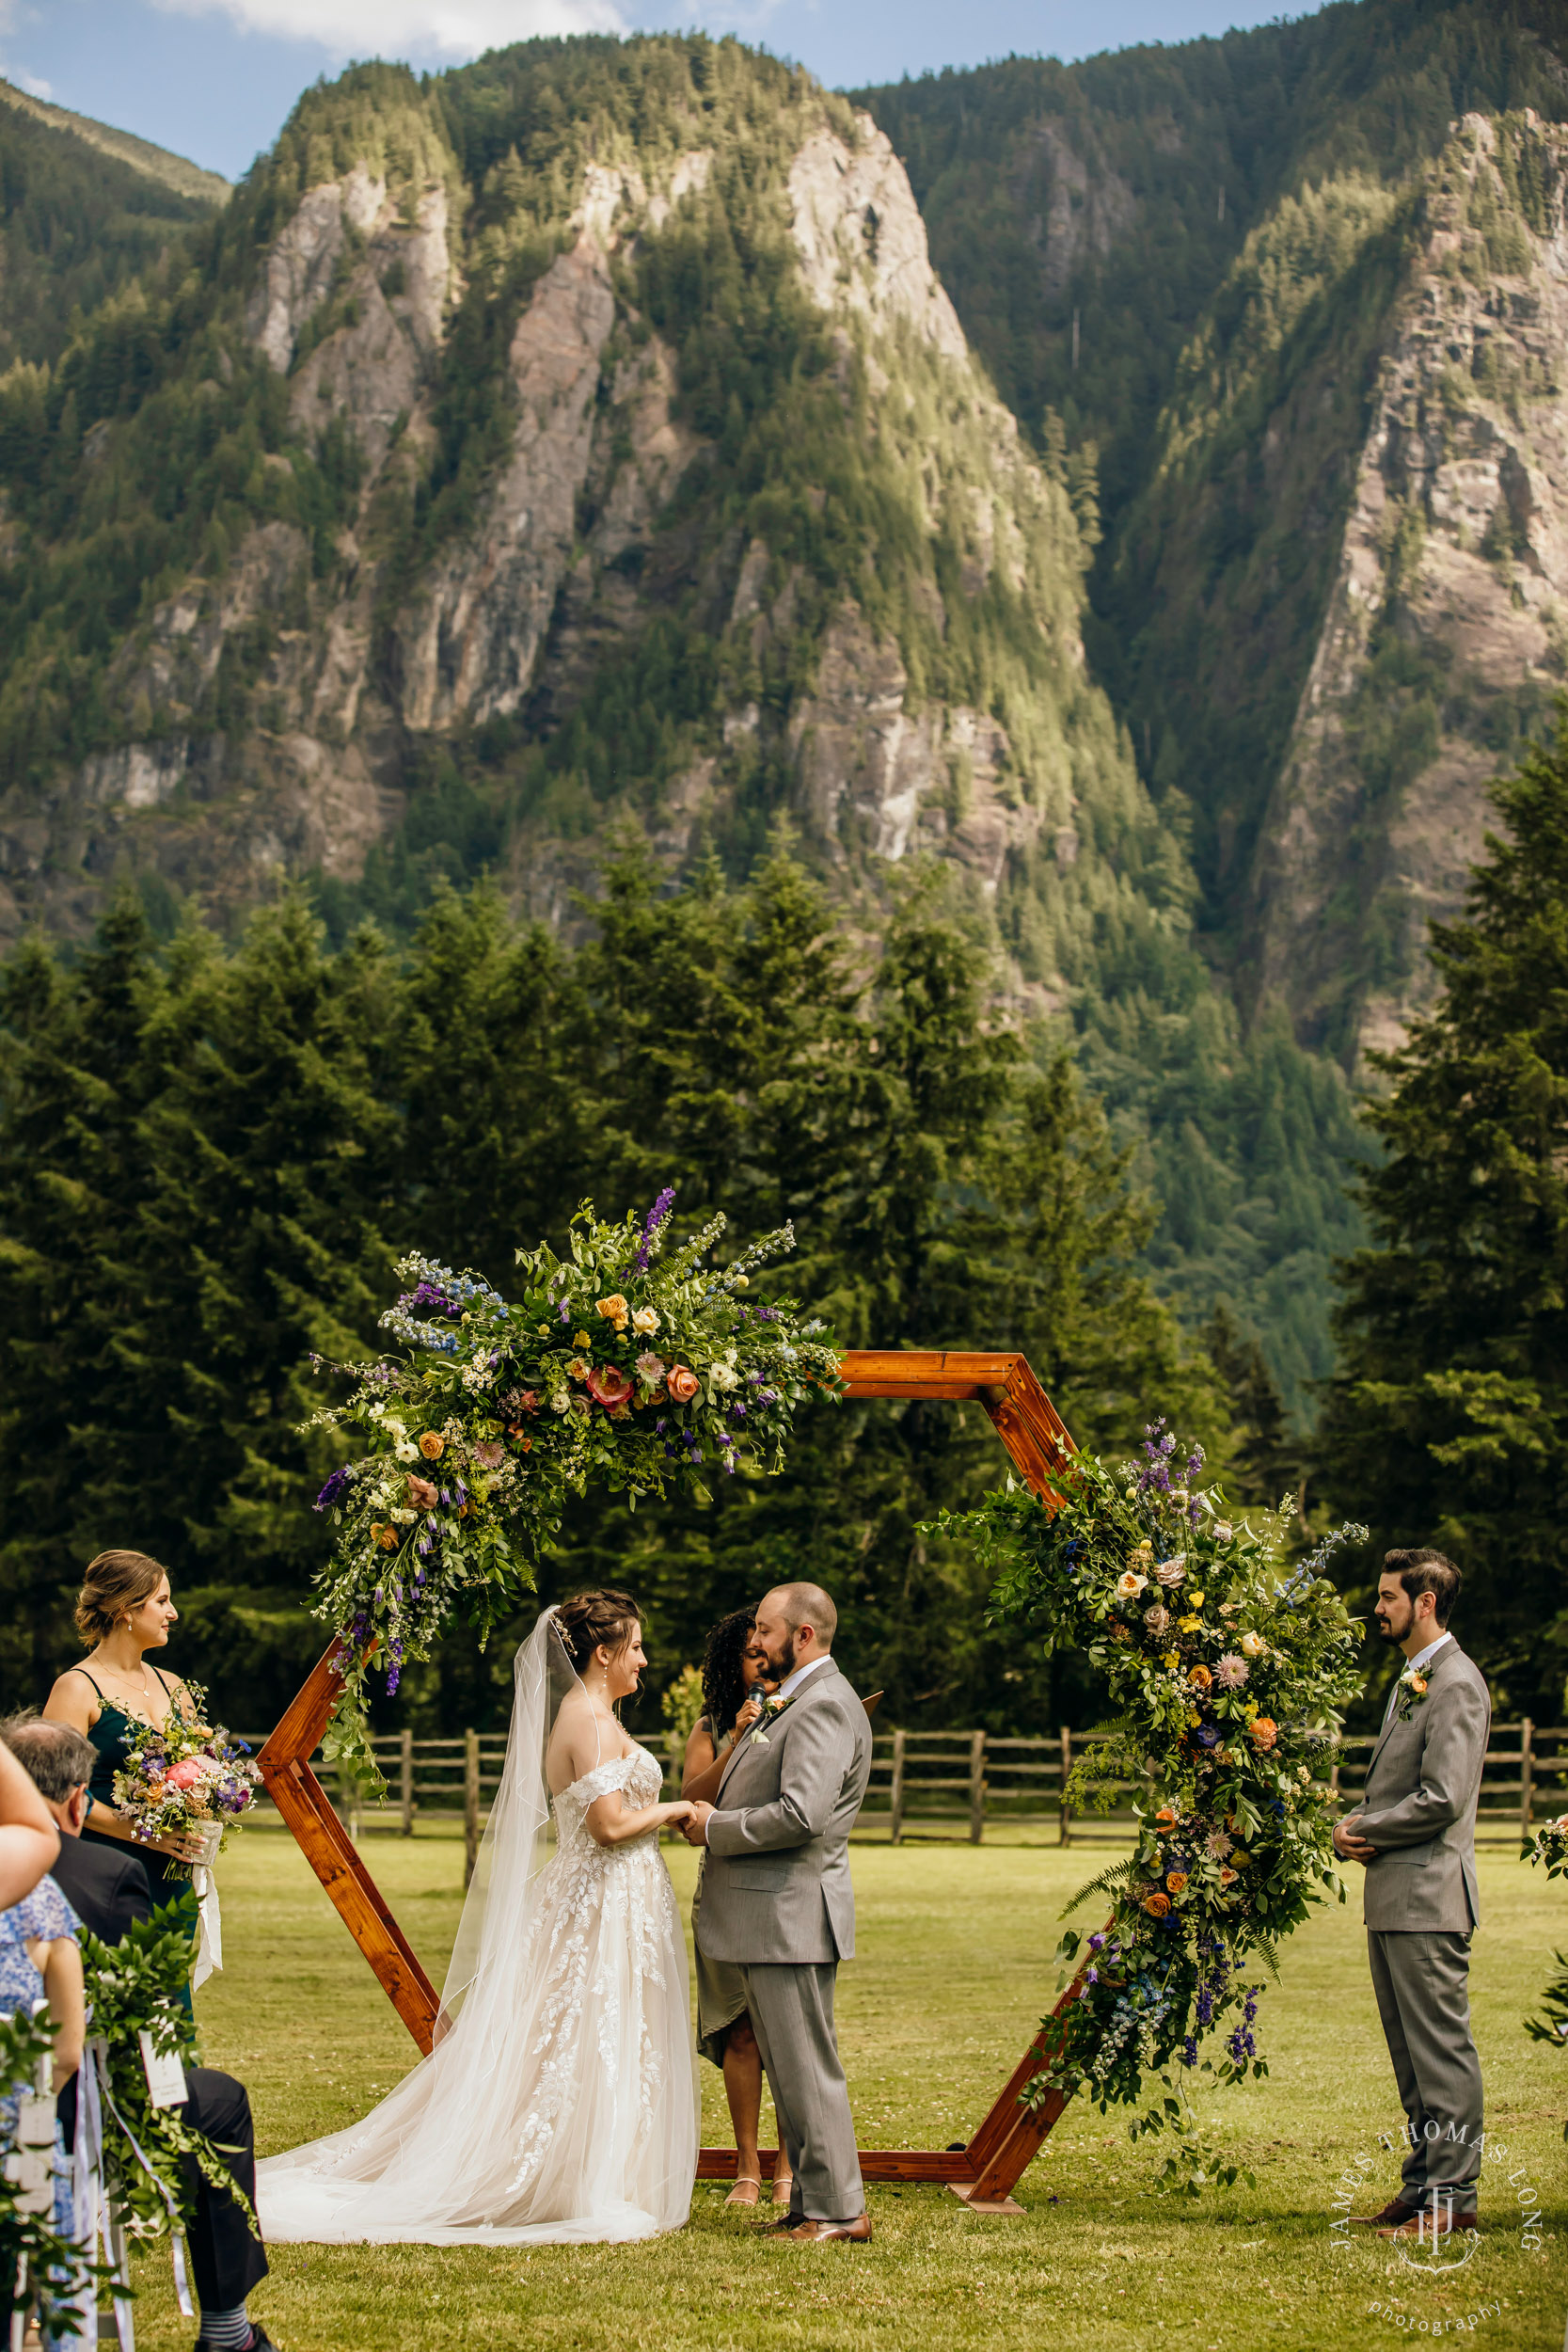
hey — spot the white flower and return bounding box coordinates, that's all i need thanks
[1116,1570,1148,1599]
[709,1361,739,1392]
[461,1358,497,1391]
[632,1306,660,1335]
[394,1441,419,1463]
[550,1391,571,1416]
[1155,1557,1186,1587]
[1214,1520,1233,1542]
[1240,1630,1267,1660]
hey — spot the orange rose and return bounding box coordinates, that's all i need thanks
[1188,1664,1212,1690]
[1154,1804,1180,1828]
[667,1365,700,1404]
[376,1524,400,1551]
[419,1432,444,1460]
[1249,1717,1278,1751]
[1143,1892,1171,1918]
[1165,1870,1188,1896]
[406,1474,438,1511]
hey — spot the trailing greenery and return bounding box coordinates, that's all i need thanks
[1321,705,1568,1723]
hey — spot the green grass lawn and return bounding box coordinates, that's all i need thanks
[126,1825,1567,2351]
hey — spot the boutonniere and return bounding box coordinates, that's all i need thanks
[1395,1662,1431,1722]
[749,1693,796,1748]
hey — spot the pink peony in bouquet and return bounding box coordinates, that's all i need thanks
[111,1689,261,1874]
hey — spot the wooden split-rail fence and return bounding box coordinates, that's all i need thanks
[236,1719,1568,1887]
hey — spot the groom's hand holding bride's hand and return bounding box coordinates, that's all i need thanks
[680,1801,714,1847]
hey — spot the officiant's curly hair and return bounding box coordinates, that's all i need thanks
[700,1609,757,1738]
[556,1588,642,1674]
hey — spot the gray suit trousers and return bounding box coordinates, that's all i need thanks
[1367,1930,1483,2212]
[741,1962,863,2223]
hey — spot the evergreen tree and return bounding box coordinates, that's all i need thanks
[1323,706,1568,1716]
[1203,1302,1297,1510]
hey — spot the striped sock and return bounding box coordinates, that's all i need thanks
[198,2305,251,2349]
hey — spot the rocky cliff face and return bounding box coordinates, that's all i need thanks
[0,53,1129,1040]
[1248,114,1568,1069]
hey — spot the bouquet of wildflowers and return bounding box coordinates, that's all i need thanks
[309,1192,839,1775]
[937,1421,1367,2129]
[110,1694,261,1870]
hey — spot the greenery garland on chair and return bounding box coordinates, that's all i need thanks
[309,1192,839,1774]
[939,1421,1367,2186]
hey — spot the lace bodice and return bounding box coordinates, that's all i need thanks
[550,1745,665,1851]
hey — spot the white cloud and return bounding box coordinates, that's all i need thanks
[149,0,625,58]
[12,67,52,93]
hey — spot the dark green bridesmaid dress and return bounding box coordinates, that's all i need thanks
[71,1663,200,2008]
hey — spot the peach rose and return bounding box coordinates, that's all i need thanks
[1248,1717,1277,1751]
[1155,1804,1180,1829]
[1143,1892,1171,1918]
[406,1475,438,1511]
[1165,1870,1188,1896]
[596,1294,629,1329]
[667,1365,700,1404]
[376,1524,399,1551]
[419,1431,444,1460]
[1188,1664,1212,1690]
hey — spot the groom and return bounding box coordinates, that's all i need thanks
[681,1581,873,2244]
[1334,1549,1491,2240]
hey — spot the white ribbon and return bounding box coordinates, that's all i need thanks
[83,2036,196,2340]
[191,1867,222,1992]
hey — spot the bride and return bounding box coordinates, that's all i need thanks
[257,1589,700,2244]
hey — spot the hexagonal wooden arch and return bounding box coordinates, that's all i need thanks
[258,1350,1092,2214]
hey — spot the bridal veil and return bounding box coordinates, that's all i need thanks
[256,1606,697,2245]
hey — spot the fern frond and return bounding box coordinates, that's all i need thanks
[1062,1858,1139,1916]
[1246,1937,1282,1985]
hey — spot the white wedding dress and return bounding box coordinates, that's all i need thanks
[256,1612,697,2244]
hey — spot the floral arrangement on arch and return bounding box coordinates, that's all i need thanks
[309,1192,838,1772]
[1523,1812,1568,2055]
[938,1421,1367,2148]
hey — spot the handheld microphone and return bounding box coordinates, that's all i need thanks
[745,1679,767,1708]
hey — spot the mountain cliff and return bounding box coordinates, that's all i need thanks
[0,35,1373,1407]
[862,0,1568,1070]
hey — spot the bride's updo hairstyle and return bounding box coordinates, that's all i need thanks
[555,1588,641,1676]
[74,1549,168,1645]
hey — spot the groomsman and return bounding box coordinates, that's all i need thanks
[1334,1549,1491,2240]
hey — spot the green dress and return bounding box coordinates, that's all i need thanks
[72,1664,200,2006]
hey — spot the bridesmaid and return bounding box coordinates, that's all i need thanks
[681,1607,792,2212]
[43,1549,207,1987]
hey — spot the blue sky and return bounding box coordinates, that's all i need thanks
[8,0,1328,183]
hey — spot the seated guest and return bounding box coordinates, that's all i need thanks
[3,1717,276,2352]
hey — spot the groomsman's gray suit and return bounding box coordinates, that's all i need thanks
[696,1659,872,2222]
[1354,1635,1491,2215]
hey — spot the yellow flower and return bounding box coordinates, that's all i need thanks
[574,1329,591,1349]
[1189,1591,1205,1607]
[1185,1708,1200,1727]
[566,1358,588,1380]
[1162,1650,1180,1670]
[1178,1615,1201,1633]
[596,1294,629,1329]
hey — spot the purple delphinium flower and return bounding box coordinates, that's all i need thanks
[314,1466,353,1513]
[634,1186,677,1272]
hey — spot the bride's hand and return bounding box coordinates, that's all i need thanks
[662,1801,697,1826]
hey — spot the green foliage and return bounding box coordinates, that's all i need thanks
[1322,702,1568,1720]
[0,2007,97,2329]
[942,1429,1363,2122]
[0,93,212,372]
[81,1899,254,2241]
[0,849,1219,1734]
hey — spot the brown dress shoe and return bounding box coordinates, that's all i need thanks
[788,2215,871,2244]
[1377,2210,1478,2240]
[1350,2200,1418,2227]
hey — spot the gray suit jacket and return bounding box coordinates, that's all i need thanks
[695,1659,871,1966]
[1355,1636,1491,1932]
